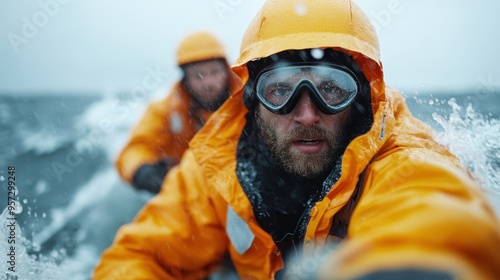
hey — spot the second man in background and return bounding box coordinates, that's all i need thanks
[116,31,239,193]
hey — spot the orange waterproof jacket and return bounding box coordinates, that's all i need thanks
[95,0,500,279]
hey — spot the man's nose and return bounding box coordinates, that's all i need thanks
[292,89,321,127]
[202,75,218,87]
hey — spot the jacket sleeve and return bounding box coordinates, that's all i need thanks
[115,97,180,184]
[320,151,500,279]
[94,150,229,279]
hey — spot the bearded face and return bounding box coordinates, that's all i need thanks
[255,101,352,178]
[183,59,229,111]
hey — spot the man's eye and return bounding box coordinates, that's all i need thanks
[318,83,352,104]
[319,82,341,94]
[268,83,292,96]
[263,83,293,104]
[270,87,290,96]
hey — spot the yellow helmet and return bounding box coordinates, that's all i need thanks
[176,31,226,66]
[233,0,380,69]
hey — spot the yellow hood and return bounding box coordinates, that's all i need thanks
[231,0,385,118]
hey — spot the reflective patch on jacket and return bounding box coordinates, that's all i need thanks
[380,114,386,140]
[226,205,255,255]
[170,112,183,134]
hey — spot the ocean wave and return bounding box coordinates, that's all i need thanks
[32,168,118,247]
[74,87,169,159]
[0,102,11,125]
[0,165,147,279]
[433,98,500,215]
[18,126,75,156]
[75,88,168,133]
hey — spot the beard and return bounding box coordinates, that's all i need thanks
[255,109,351,178]
[189,87,230,111]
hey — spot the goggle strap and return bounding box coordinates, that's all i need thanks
[353,101,365,114]
[243,84,256,110]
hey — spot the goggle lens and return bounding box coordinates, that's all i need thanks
[255,65,359,114]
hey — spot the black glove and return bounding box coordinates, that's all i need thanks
[132,159,172,193]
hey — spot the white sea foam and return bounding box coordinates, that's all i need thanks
[433,99,500,215]
[18,126,72,155]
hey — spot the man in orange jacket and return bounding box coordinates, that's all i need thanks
[115,31,240,193]
[95,0,500,279]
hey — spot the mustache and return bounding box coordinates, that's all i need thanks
[283,126,331,142]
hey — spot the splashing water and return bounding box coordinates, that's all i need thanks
[432,98,500,215]
[1,208,64,280]
[0,169,128,280]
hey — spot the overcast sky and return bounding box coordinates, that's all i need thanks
[1,0,499,94]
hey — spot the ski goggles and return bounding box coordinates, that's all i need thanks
[254,64,360,114]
